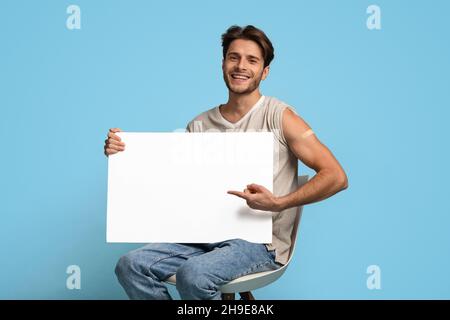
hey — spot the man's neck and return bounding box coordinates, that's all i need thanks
[221,90,262,118]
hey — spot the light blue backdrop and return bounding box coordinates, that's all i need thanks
[1,0,449,299]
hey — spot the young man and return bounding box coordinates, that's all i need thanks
[104,25,348,300]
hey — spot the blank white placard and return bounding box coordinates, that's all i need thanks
[107,132,273,243]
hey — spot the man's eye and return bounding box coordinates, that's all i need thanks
[250,60,257,64]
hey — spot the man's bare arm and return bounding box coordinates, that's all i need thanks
[275,108,348,211]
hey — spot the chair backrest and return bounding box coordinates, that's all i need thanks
[286,175,309,264]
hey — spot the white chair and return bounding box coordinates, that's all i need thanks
[165,175,309,300]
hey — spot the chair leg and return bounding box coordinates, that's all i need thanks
[221,293,235,300]
[239,291,255,300]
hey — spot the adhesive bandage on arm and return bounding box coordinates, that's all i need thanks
[301,129,315,139]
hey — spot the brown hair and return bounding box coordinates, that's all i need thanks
[221,25,274,68]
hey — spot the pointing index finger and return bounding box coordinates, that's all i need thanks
[227,190,250,200]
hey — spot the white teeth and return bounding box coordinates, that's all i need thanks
[232,74,249,80]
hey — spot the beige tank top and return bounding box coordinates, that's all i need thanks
[186,95,299,265]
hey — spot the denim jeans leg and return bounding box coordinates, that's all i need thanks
[115,243,206,300]
[176,239,281,300]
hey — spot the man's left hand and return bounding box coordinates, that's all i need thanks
[227,183,282,212]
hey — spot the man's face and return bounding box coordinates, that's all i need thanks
[222,39,269,95]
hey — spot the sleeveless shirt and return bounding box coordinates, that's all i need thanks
[186,95,300,265]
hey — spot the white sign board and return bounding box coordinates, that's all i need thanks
[107,132,273,243]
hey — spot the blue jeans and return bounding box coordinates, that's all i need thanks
[114,239,281,300]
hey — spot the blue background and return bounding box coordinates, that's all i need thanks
[1,0,449,299]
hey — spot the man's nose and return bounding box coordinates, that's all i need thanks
[237,58,247,70]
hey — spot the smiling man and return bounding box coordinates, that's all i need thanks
[106,25,348,300]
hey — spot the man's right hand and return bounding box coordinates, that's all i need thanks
[104,128,126,157]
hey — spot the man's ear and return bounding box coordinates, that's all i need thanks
[222,59,225,72]
[261,65,270,80]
